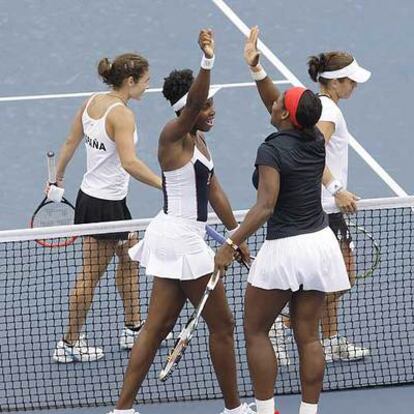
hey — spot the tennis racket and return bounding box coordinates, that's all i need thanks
[159,268,223,382]
[205,224,252,269]
[347,221,381,279]
[206,225,292,319]
[30,151,76,247]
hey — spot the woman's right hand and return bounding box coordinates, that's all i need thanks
[244,26,261,67]
[44,178,64,196]
[198,29,215,59]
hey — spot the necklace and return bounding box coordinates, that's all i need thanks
[108,93,128,105]
[319,90,337,102]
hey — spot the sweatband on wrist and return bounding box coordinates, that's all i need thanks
[326,179,344,196]
[227,225,240,237]
[201,54,215,70]
[47,185,64,203]
[250,65,267,81]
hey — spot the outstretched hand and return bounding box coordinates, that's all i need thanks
[244,26,260,67]
[198,29,215,58]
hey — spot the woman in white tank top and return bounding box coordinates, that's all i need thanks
[113,31,254,414]
[307,52,371,363]
[50,53,162,363]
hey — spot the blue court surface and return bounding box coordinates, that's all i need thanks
[1,1,413,413]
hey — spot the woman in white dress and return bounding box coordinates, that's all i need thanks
[111,30,254,414]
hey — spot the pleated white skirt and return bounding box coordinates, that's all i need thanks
[129,211,214,280]
[248,226,350,292]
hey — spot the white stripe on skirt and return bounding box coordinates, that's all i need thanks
[248,226,350,292]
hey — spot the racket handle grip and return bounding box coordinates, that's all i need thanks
[205,224,226,244]
[47,151,57,184]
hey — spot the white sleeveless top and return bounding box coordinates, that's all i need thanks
[319,96,352,207]
[162,145,214,222]
[80,94,138,200]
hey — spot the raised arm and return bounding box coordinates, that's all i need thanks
[112,107,162,189]
[160,29,215,143]
[244,26,281,114]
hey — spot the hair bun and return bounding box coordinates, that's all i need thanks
[97,57,113,82]
[318,53,327,72]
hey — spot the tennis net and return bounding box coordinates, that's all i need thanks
[0,196,413,411]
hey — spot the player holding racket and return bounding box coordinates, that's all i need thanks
[51,53,162,363]
[111,30,254,414]
[308,50,371,362]
[214,27,351,414]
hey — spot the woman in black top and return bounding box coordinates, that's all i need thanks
[214,28,350,414]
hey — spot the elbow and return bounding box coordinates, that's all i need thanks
[121,158,136,174]
[259,198,276,221]
[262,205,274,221]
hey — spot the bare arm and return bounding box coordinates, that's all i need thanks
[208,175,238,231]
[244,26,280,114]
[112,108,162,189]
[318,121,359,212]
[214,165,279,273]
[160,29,215,144]
[55,103,87,184]
[209,174,251,263]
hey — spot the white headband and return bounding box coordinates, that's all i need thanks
[172,86,220,112]
[319,59,371,83]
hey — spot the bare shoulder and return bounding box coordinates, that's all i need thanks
[108,105,135,128]
[159,118,184,145]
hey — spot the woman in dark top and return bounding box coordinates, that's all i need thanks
[214,28,350,414]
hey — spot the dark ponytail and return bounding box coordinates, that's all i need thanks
[307,51,354,85]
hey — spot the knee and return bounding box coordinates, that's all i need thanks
[73,270,101,293]
[293,327,320,348]
[243,319,268,347]
[145,319,175,343]
[208,312,235,339]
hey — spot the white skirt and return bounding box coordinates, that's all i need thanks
[129,211,214,280]
[248,226,350,293]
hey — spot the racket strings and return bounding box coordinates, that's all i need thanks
[33,202,75,227]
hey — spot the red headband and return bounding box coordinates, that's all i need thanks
[284,87,307,128]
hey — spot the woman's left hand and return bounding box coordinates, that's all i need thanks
[214,244,236,276]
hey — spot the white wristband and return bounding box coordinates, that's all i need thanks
[326,179,344,196]
[201,54,215,70]
[47,185,65,202]
[250,65,267,81]
[227,224,240,237]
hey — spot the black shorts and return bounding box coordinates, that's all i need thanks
[328,213,352,244]
[74,189,132,240]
